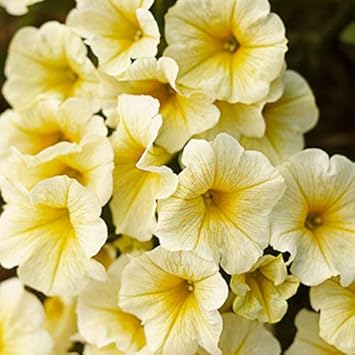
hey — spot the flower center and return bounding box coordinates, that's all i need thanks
[305,213,323,230]
[61,166,84,183]
[223,36,239,53]
[202,190,214,206]
[133,29,143,42]
[185,280,194,292]
[44,297,64,320]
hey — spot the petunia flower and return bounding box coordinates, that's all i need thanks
[110,94,178,241]
[0,278,53,354]
[0,175,107,296]
[164,0,287,103]
[67,0,160,76]
[310,278,355,354]
[77,255,147,353]
[0,98,107,164]
[198,313,281,355]
[119,247,228,355]
[200,70,319,165]
[157,133,285,274]
[101,57,219,153]
[230,254,299,323]
[286,309,344,355]
[2,21,99,110]
[44,296,77,355]
[0,0,44,16]
[271,149,355,286]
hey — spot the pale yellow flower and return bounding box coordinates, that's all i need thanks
[77,255,146,353]
[101,57,219,152]
[0,176,107,296]
[286,309,344,355]
[113,235,153,254]
[271,149,355,286]
[0,278,52,355]
[94,244,117,269]
[0,99,113,205]
[201,70,319,165]
[3,21,99,110]
[198,313,281,355]
[157,133,285,274]
[230,254,299,323]
[164,0,287,103]
[0,0,44,15]
[67,0,160,76]
[110,95,178,241]
[310,278,355,354]
[44,297,77,355]
[119,247,228,354]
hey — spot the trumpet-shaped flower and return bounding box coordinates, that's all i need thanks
[198,313,281,355]
[164,0,287,103]
[110,95,178,241]
[286,309,343,355]
[0,176,107,296]
[201,71,318,165]
[0,98,107,164]
[0,278,52,355]
[230,254,299,323]
[78,255,146,353]
[0,0,44,15]
[44,297,77,355]
[310,278,355,354]
[7,137,114,206]
[67,0,160,76]
[101,57,219,152]
[3,21,99,110]
[157,133,285,274]
[240,71,318,165]
[270,149,355,286]
[119,247,228,355]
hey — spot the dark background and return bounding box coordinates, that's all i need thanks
[0,0,354,351]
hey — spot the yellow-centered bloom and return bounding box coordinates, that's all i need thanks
[3,21,99,110]
[0,98,113,205]
[0,176,107,296]
[286,309,344,355]
[271,149,355,286]
[201,70,319,165]
[231,254,299,323]
[44,297,77,355]
[198,313,281,355]
[310,278,355,354]
[157,133,285,274]
[164,0,287,103]
[110,95,178,241]
[77,255,146,353]
[0,0,44,15]
[101,57,219,152]
[67,0,160,76]
[119,247,228,355]
[0,278,53,355]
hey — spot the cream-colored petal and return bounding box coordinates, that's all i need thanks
[271,149,355,286]
[0,176,107,296]
[0,0,45,16]
[286,309,343,355]
[158,134,285,274]
[310,278,355,354]
[119,248,227,354]
[78,256,146,353]
[3,22,99,110]
[67,0,159,76]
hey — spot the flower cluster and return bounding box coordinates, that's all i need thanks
[0,0,354,354]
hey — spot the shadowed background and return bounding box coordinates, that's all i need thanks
[0,0,354,351]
